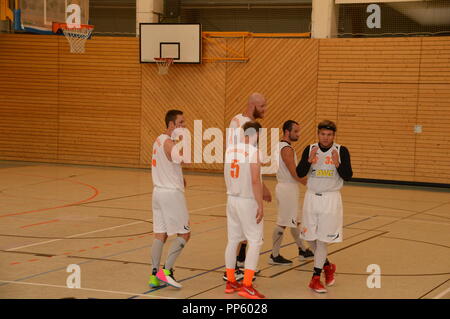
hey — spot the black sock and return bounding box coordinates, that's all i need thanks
[324,259,330,267]
[237,243,247,262]
[152,268,158,275]
[313,267,322,277]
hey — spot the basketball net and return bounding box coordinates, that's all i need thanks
[154,58,174,75]
[63,26,94,54]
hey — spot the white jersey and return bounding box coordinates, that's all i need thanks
[224,142,260,199]
[276,141,298,184]
[306,143,343,193]
[227,113,252,146]
[151,134,184,192]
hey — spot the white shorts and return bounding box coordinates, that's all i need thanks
[226,196,263,245]
[152,187,190,236]
[300,190,343,243]
[276,183,299,228]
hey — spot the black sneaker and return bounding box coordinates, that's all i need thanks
[299,248,314,259]
[269,254,293,265]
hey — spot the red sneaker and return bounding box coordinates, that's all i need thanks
[323,263,336,286]
[309,275,327,293]
[225,280,242,294]
[238,285,266,299]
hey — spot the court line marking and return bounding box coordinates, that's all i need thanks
[418,278,450,299]
[0,280,175,299]
[0,224,227,292]
[5,203,227,252]
[3,177,448,299]
[0,173,100,219]
[433,288,450,299]
[6,220,148,251]
[20,219,60,229]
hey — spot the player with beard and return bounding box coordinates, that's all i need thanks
[269,120,314,266]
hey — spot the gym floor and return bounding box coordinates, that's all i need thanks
[0,161,449,299]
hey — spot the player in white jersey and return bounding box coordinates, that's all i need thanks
[296,120,353,293]
[223,93,272,282]
[148,110,191,289]
[269,120,314,266]
[224,121,266,299]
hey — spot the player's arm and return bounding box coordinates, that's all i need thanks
[262,182,272,202]
[296,146,312,178]
[164,139,184,164]
[335,146,353,181]
[251,153,264,224]
[281,146,306,185]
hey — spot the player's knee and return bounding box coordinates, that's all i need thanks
[179,232,191,242]
[247,239,263,248]
[155,233,168,243]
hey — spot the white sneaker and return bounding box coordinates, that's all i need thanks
[156,269,182,288]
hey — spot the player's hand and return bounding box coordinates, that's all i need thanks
[256,206,264,224]
[308,146,319,163]
[171,127,186,141]
[331,149,340,167]
[263,189,272,202]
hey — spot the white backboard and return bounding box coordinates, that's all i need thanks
[140,23,202,64]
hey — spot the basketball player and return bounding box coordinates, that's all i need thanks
[148,110,191,289]
[223,92,271,281]
[269,120,314,265]
[296,120,353,293]
[224,121,266,299]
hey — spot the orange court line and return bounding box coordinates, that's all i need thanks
[20,219,60,229]
[0,173,100,219]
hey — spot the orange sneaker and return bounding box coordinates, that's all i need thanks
[238,285,266,299]
[309,275,327,293]
[323,263,336,286]
[225,280,242,294]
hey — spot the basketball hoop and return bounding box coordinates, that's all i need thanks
[154,58,174,75]
[62,24,94,54]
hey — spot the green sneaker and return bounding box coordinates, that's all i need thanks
[148,274,166,288]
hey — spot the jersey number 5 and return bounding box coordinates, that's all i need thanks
[230,159,240,178]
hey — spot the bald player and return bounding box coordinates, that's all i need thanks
[223,93,272,282]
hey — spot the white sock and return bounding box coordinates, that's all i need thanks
[225,240,240,269]
[272,225,285,257]
[164,237,187,270]
[313,240,328,269]
[290,227,306,250]
[151,238,164,272]
[244,240,263,271]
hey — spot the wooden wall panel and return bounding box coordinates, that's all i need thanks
[337,83,418,181]
[0,35,58,161]
[317,38,421,122]
[0,33,449,185]
[58,36,141,166]
[226,38,319,163]
[415,37,450,183]
[317,37,422,181]
[140,38,226,171]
